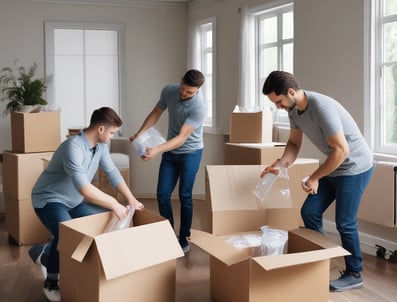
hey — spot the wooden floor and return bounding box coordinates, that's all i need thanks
[0,198,396,302]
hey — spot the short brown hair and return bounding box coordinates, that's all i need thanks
[89,107,122,128]
[182,69,205,88]
[262,71,301,96]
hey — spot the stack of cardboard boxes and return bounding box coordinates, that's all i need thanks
[224,107,286,165]
[3,111,60,245]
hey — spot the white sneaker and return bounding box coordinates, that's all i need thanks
[29,244,48,279]
[43,279,61,302]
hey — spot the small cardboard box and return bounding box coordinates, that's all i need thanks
[205,161,319,235]
[3,151,54,199]
[191,227,349,302]
[58,210,184,302]
[224,142,285,165]
[4,194,52,245]
[11,111,61,153]
[229,108,273,143]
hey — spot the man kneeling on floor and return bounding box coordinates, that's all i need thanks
[29,107,144,302]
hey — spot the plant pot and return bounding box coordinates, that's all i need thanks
[17,105,41,113]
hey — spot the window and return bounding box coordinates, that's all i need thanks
[45,22,124,139]
[370,0,397,155]
[190,18,217,133]
[240,2,293,123]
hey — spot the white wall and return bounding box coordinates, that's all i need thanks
[0,0,188,197]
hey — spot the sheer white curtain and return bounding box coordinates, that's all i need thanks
[237,6,255,109]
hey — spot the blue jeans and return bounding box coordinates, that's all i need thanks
[301,166,374,273]
[157,149,203,240]
[34,202,108,276]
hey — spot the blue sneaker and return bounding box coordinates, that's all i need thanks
[329,271,364,292]
[28,243,48,279]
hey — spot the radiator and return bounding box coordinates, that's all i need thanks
[358,161,397,227]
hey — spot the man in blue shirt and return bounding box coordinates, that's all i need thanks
[29,107,144,302]
[130,69,206,254]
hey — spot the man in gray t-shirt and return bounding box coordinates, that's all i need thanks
[261,71,373,292]
[130,69,206,254]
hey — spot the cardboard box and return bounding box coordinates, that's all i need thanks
[191,164,349,302]
[11,111,61,153]
[224,142,285,165]
[229,109,273,143]
[205,160,319,235]
[4,194,52,245]
[3,151,54,199]
[58,210,184,302]
[191,227,349,302]
[92,167,130,204]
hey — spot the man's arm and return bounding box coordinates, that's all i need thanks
[141,123,195,160]
[305,129,349,194]
[130,106,163,142]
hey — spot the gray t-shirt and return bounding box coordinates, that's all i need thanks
[156,84,206,154]
[289,90,373,176]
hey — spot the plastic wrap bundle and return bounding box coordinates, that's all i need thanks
[253,226,288,257]
[104,206,135,233]
[131,127,166,156]
[254,163,290,208]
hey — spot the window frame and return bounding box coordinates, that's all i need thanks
[242,1,293,125]
[367,0,397,157]
[191,17,218,134]
[44,22,125,137]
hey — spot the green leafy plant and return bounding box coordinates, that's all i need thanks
[0,61,47,115]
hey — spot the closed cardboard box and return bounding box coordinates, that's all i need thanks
[224,142,285,165]
[3,151,54,199]
[11,111,60,153]
[4,194,51,245]
[58,210,184,302]
[229,109,273,143]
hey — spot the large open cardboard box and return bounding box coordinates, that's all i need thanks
[224,142,285,165]
[191,227,348,302]
[11,111,60,153]
[191,164,349,302]
[205,161,319,234]
[58,209,184,302]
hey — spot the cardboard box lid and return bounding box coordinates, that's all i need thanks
[225,142,286,149]
[191,227,349,270]
[60,212,184,280]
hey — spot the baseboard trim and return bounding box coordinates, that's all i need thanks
[323,220,397,257]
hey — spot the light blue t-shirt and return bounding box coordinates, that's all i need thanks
[289,90,373,176]
[31,131,123,209]
[156,84,206,154]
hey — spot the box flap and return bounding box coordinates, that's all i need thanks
[95,220,184,280]
[206,165,262,211]
[252,245,349,270]
[71,236,94,262]
[289,227,342,249]
[190,229,249,265]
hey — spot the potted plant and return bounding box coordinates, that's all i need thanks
[0,61,47,116]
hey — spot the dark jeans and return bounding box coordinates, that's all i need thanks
[34,202,108,276]
[156,149,203,240]
[301,166,374,273]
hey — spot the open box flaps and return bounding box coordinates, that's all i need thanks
[190,227,349,269]
[59,211,184,280]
